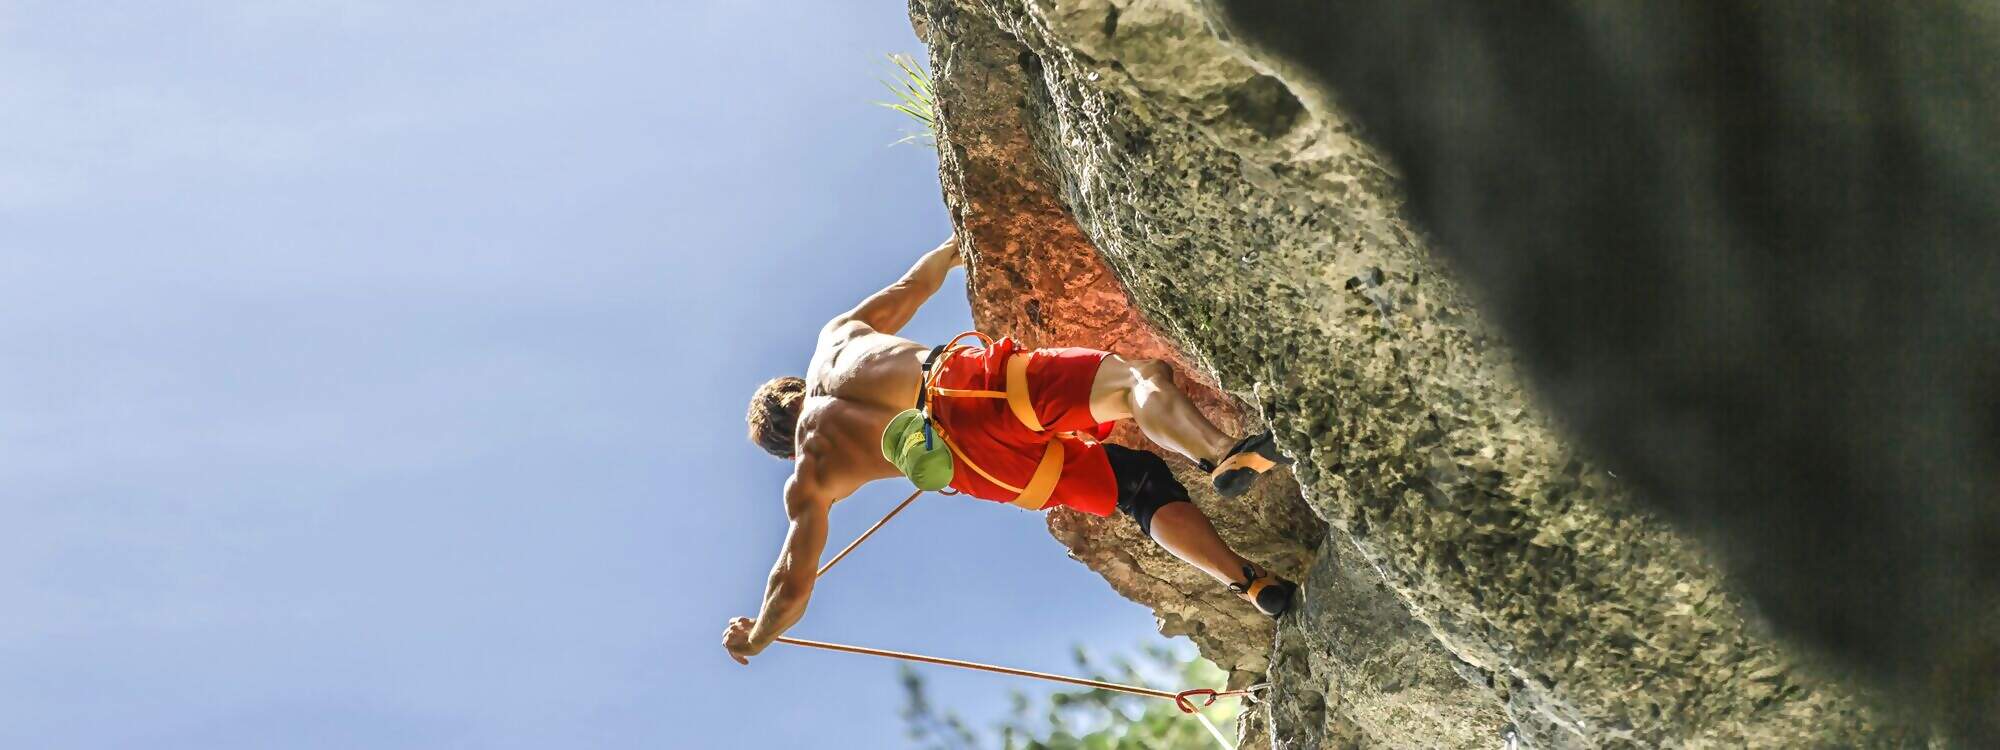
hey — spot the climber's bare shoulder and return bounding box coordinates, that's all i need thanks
[790,321,928,497]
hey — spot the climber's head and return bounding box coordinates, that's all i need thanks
[746,375,807,459]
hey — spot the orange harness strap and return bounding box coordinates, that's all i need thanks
[935,431,1062,510]
[1003,353,1046,432]
[921,332,1066,510]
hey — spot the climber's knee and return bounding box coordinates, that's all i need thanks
[1098,358,1173,421]
[1131,358,1173,384]
[1105,444,1192,538]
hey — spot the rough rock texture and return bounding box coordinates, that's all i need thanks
[1194,4,2000,743]
[918,6,1507,745]
[916,0,1966,746]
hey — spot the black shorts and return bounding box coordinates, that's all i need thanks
[1104,444,1193,536]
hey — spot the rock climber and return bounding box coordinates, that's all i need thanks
[722,235,1295,665]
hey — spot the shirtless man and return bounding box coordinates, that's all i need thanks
[723,236,1295,665]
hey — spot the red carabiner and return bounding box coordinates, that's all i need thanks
[1173,688,1219,714]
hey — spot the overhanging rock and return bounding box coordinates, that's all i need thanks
[914,0,1942,746]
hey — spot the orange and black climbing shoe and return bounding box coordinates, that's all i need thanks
[1230,565,1296,618]
[1201,431,1290,498]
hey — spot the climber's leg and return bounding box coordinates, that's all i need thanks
[1107,444,1295,616]
[1146,501,1252,585]
[1088,356,1234,465]
[1089,355,1291,497]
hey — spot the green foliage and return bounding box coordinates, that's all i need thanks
[878,53,937,145]
[899,643,1241,750]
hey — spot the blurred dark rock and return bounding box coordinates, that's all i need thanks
[1204,2,2000,742]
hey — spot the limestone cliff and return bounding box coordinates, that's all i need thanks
[916,0,1989,746]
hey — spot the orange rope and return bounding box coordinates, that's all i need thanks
[787,485,1264,716]
[773,635,1180,701]
[816,488,927,577]
[776,636,1264,720]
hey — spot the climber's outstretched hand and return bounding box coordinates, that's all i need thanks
[722,616,761,665]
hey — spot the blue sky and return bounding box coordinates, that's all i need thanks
[0,2,1168,747]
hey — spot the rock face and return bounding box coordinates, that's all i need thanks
[1194,5,2000,744]
[915,0,1982,746]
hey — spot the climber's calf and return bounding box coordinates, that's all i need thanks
[1106,443,1297,617]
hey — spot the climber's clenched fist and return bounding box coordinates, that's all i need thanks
[722,616,762,665]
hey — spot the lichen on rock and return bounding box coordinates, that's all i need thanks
[913,0,1957,746]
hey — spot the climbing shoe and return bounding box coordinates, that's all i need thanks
[1230,564,1296,618]
[1202,431,1290,497]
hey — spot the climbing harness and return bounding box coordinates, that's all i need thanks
[774,332,1267,749]
[912,331,1069,510]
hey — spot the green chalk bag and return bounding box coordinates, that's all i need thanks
[881,409,955,491]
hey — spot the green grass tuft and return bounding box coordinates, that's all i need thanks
[877,53,936,146]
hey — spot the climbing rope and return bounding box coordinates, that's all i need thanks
[774,635,1261,750]
[771,487,1267,748]
[772,633,1267,711]
[815,488,930,577]
[1190,707,1235,748]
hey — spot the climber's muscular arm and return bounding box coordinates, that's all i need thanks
[825,235,964,336]
[723,465,840,665]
